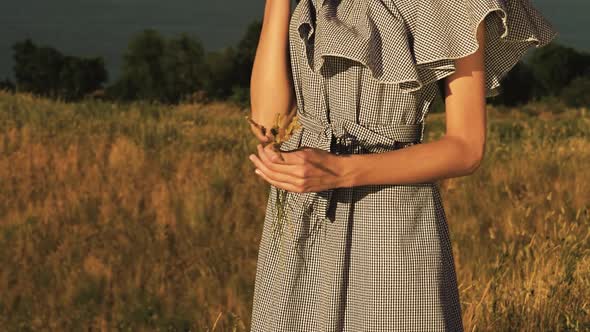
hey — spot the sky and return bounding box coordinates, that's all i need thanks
[0,0,587,83]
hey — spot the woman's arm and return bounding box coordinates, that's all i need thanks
[341,22,487,187]
[249,21,487,192]
[249,0,296,142]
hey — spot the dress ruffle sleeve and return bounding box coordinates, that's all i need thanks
[295,0,558,97]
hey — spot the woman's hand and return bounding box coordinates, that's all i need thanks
[248,143,350,193]
[248,121,275,144]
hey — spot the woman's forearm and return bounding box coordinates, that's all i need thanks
[339,135,485,187]
[250,0,295,130]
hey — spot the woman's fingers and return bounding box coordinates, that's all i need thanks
[254,168,303,192]
[266,146,307,165]
[262,143,285,163]
[248,144,340,193]
[258,144,304,175]
[250,153,298,185]
[251,145,305,185]
[249,125,267,142]
[249,123,274,143]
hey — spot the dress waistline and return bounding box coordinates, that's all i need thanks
[296,110,424,155]
[286,111,426,225]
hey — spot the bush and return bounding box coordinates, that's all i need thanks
[111,29,207,104]
[528,42,590,97]
[0,78,15,92]
[560,75,590,108]
[12,39,107,101]
[229,85,250,109]
[489,62,538,107]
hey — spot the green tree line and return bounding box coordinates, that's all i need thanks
[1,19,589,108]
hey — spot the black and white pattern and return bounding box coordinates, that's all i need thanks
[250,0,557,331]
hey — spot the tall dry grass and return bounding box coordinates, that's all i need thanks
[0,91,587,331]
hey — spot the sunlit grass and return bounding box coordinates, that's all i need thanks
[0,91,588,331]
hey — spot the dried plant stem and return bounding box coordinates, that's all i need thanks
[246,111,303,267]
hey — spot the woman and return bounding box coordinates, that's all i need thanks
[247,0,557,330]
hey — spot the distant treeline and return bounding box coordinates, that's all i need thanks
[1,20,590,108]
[0,20,261,107]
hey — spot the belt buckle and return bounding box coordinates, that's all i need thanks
[332,133,356,155]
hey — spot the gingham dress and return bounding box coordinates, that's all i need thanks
[250,0,557,331]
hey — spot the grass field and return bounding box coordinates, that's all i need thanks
[0,90,588,331]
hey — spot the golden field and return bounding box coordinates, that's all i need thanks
[0,90,588,331]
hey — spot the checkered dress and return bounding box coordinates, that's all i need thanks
[250,0,557,331]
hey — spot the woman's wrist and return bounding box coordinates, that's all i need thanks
[334,153,364,188]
